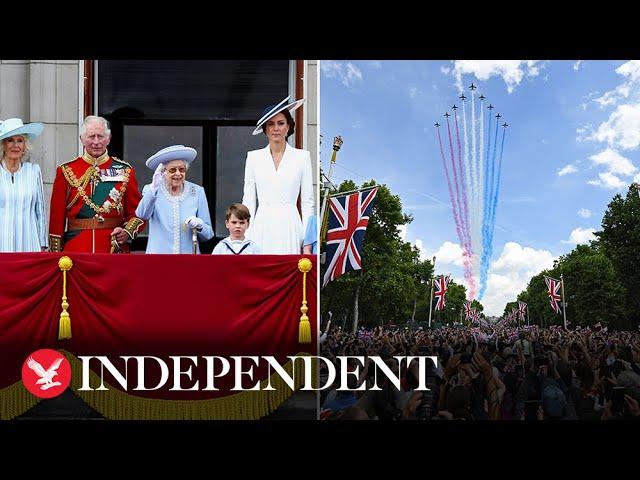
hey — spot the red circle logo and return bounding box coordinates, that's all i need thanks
[21,349,71,399]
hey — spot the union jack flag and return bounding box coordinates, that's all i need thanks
[518,301,527,322]
[322,187,379,287]
[544,276,562,314]
[434,275,450,311]
[464,301,473,320]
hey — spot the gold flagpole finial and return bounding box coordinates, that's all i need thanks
[330,136,343,164]
[298,258,313,344]
[58,256,73,340]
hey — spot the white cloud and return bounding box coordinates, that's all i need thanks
[320,60,363,88]
[416,240,464,267]
[434,242,465,267]
[593,61,640,108]
[588,172,628,190]
[574,61,583,71]
[369,61,382,69]
[635,173,640,183]
[558,164,578,176]
[562,227,597,245]
[586,149,637,190]
[589,148,637,176]
[584,62,640,191]
[418,241,558,316]
[481,242,556,316]
[586,61,640,151]
[450,60,544,94]
[414,239,428,261]
[576,125,592,142]
[321,60,341,77]
[440,66,451,75]
[409,87,422,98]
[594,85,630,107]
[577,208,592,218]
[589,104,640,150]
[398,224,408,241]
[593,60,640,108]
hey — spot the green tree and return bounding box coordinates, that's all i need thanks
[595,184,640,329]
[515,244,627,329]
[444,281,467,324]
[556,244,627,329]
[502,301,519,319]
[320,180,427,327]
[470,299,484,315]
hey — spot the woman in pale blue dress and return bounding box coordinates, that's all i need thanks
[0,118,47,252]
[135,145,214,253]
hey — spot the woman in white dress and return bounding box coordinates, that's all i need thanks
[0,118,47,252]
[242,96,314,254]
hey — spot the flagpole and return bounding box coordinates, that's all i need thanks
[561,273,567,330]
[327,184,379,199]
[320,136,343,244]
[428,256,436,329]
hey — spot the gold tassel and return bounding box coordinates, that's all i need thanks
[58,256,73,340]
[298,258,313,344]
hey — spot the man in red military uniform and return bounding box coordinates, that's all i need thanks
[48,116,145,253]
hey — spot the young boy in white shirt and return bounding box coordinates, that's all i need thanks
[212,203,261,255]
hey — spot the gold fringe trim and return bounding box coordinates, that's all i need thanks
[63,351,316,420]
[0,353,318,421]
[0,379,41,420]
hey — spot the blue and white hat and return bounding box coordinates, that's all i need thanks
[145,145,197,170]
[0,118,44,141]
[252,96,305,136]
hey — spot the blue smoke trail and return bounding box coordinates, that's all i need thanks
[488,126,507,260]
[482,106,493,272]
[479,114,501,299]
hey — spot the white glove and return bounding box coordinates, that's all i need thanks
[185,216,204,230]
[151,164,164,192]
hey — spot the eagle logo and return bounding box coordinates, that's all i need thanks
[21,349,71,398]
[27,356,64,390]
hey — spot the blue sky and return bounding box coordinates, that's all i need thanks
[320,60,640,316]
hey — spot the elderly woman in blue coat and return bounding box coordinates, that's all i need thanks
[135,145,214,253]
[0,118,47,252]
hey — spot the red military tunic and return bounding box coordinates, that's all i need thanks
[48,151,145,253]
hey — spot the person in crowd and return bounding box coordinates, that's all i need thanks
[319,321,640,420]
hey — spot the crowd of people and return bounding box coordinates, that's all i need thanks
[0,95,316,256]
[319,322,640,421]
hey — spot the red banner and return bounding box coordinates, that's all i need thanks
[0,253,317,419]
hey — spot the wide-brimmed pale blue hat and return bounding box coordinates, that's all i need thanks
[0,118,44,141]
[252,96,305,136]
[145,145,197,170]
